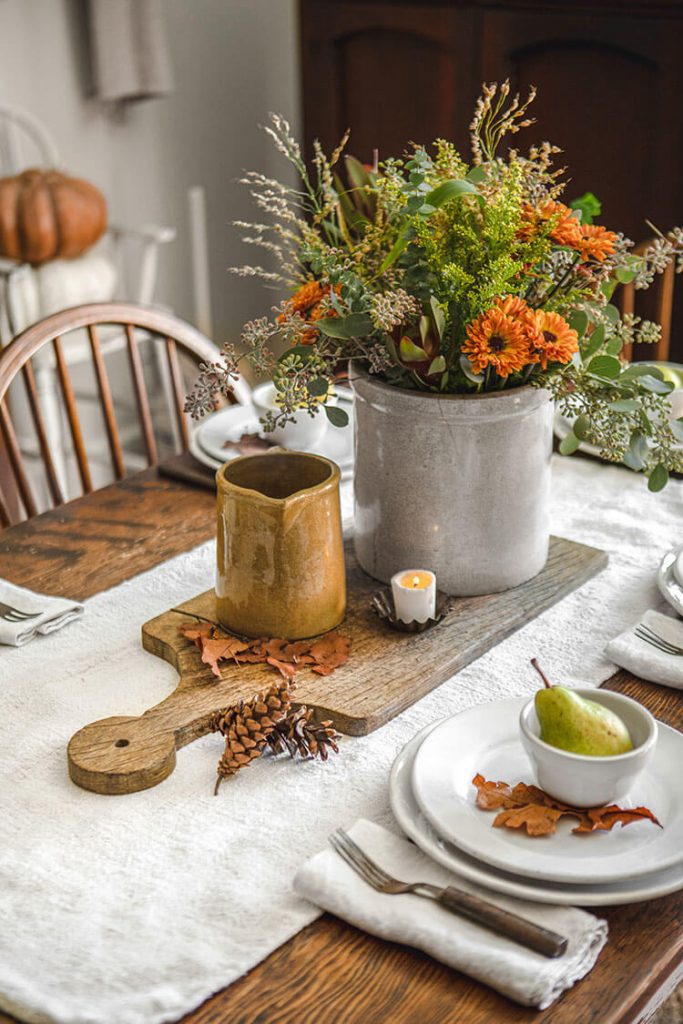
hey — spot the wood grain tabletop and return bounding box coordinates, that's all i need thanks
[1,466,681,1024]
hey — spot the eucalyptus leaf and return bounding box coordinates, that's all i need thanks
[581,324,605,359]
[620,362,663,381]
[648,464,669,492]
[559,431,581,455]
[638,374,674,395]
[615,267,636,284]
[605,336,624,356]
[306,377,329,397]
[587,354,621,379]
[573,413,592,440]
[324,405,349,428]
[603,304,621,324]
[569,310,588,338]
[670,419,683,443]
[609,398,640,412]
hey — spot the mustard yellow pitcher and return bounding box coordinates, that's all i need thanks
[215,451,346,639]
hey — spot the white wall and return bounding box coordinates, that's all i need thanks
[0,0,301,343]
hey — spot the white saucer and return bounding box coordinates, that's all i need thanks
[411,698,683,885]
[193,403,354,476]
[657,544,683,617]
[390,722,683,906]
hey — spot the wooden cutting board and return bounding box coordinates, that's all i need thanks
[67,536,607,795]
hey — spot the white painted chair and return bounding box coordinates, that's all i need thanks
[0,102,182,494]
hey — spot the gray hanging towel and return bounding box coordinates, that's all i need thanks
[88,0,174,104]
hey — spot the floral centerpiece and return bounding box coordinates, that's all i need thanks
[188,83,683,595]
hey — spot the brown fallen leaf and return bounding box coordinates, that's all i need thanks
[310,634,352,675]
[201,636,251,678]
[472,773,661,838]
[179,621,351,683]
[573,805,662,833]
[222,432,274,455]
[493,804,566,837]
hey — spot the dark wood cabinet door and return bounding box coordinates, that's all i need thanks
[300,1,683,357]
[300,1,481,163]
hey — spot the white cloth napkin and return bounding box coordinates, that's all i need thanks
[0,579,83,647]
[605,608,683,689]
[294,819,608,1010]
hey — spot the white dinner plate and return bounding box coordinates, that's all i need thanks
[194,402,355,475]
[657,544,683,617]
[391,722,683,906]
[411,698,683,885]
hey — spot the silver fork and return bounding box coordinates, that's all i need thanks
[634,624,683,656]
[330,829,568,959]
[0,602,41,624]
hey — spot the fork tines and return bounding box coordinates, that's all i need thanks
[330,829,392,891]
[634,623,683,656]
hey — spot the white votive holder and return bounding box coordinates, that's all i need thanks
[390,569,436,624]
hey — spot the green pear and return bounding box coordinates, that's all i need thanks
[531,660,633,757]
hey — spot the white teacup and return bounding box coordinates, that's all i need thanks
[252,381,329,450]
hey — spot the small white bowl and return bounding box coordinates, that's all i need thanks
[519,688,658,807]
[252,381,329,450]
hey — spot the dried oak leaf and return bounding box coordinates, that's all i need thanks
[493,804,566,837]
[472,774,661,838]
[310,634,352,675]
[222,432,274,455]
[200,637,251,678]
[573,805,662,833]
[179,622,351,681]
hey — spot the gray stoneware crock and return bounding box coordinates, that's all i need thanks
[350,366,554,596]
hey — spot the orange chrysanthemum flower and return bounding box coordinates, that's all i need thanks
[287,280,326,316]
[527,310,579,369]
[518,201,582,248]
[278,281,340,344]
[495,294,531,321]
[463,307,530,377]
[575,224,617,263]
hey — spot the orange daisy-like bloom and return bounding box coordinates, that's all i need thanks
[495,294,530,320]
[518,200,582,248]
[575,224,617,263]
[287,280,326,316]
[463,307,530,377]
[278,281,340,344]
[527,310,579,369]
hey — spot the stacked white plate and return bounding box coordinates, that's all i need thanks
[390,698,683,905]
[189,390,355,479]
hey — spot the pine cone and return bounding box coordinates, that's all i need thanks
[267,706,340,761]
[211,678,294,793]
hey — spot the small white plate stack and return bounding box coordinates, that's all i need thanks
[188,390,355,479]
[390,698,683,905]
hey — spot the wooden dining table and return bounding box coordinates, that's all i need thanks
[1,462,681,1024]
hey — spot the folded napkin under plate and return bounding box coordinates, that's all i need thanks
[605,608,683,689]
[0,579,83,647]
[294,818,607,1011]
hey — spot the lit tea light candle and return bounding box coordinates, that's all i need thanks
[391,569,436,623]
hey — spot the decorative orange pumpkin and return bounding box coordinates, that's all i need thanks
[0,168,107,265]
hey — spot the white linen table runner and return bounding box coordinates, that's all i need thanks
[0,456,680,1024]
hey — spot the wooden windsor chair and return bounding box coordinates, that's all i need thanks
[0,302,248,528]
[618,239,676,363]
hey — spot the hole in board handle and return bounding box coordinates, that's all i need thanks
[114,739,130,748]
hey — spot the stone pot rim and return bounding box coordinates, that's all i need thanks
[215,450,340,507]
[348,360,543,404]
